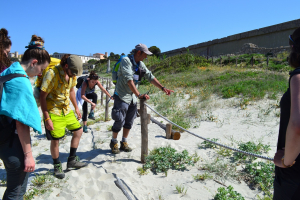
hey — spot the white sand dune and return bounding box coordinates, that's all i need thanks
[0,79,279,200]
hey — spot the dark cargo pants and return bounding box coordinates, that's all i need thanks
[0,134,29,200]
[111,95,137,133]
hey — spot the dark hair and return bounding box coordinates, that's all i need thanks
[289,27,300,68]
[88,70,98,80]
[22,35,50,64]
[0,28,12,70]
[60,54,71,66]
[133,49,144,56]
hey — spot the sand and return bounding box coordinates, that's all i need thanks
[0,78,280,200]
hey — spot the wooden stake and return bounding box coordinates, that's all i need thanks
[140,99,148,163]
[166,123,172,139]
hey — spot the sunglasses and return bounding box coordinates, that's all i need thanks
[91,75,99,80]
[289,35,295,44]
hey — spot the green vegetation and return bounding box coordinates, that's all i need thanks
[192,172,213,181]
[24,172,68,200]
[214,185,245,200]
[143,146,198,176]
[199,138,219,149]
[175,184,188,195]
[234,141,271,162]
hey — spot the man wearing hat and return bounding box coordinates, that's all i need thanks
[110,44,174,154]
[40,54,87,179]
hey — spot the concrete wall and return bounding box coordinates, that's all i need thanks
[162,19,300,57]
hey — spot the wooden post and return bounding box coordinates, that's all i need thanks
[166,123,172,139]
[105,79,109,121]
[236,57,238,67]
[267,56,269,66]
[101,78,104,105]
[251,56,254,67]
[220,56,222,67]
[106,59,111,73]
[140,99,148,163]
[147,114,151,124]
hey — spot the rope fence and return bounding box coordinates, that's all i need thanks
[143,103,274,161]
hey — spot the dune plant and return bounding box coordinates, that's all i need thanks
[234,141,271,162]
[175,184,188,195]
[143,146,196,176]
[192,172,213,181]
[214,185,244,200]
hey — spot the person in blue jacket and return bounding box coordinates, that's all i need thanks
[0,35,50,200]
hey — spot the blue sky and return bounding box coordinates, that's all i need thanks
[1,0,300,56]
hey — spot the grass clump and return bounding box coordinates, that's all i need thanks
[137,167,149,175]
[214,185,244,200]
[199,138,219,149]
[192,172,213,181]
[175,184,188,195]
[144,146,196,176]
[24,172,68,200]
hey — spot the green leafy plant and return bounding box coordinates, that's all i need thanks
[143,146,196,176]
[243,162,275,191]
[106,125,113,131]
[234,141,271,162]
[214,185,244,200]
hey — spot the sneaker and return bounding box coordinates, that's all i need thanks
[67,156,88,170]
[120,141,132,152]
[88,111,95,120]
[83,125,88,133]
[54,162,65,179]
[110,140,120,154]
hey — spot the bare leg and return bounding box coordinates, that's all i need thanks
[122,128,130,138]
[51,140,60,159]
[70,128,83,148]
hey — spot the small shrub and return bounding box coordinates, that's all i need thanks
[144,146,196,176]
[214,185,244,200]
[234,141,271,162]
[107,125,112,131]
[243,162,275,191]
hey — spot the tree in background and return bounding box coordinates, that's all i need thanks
[148,46,161,57]
[121,53,125,56]
[88,59,97,64]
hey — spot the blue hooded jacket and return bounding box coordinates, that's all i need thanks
[0,62,42,134]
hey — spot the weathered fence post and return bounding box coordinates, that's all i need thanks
[147,114,151,124]
[101,78,104,105]
[220,56,222,67]
[251,56,254,67]
[166,123,172,139]
[106,59,111,73]
[105,78,109,121]
[267,56,269,66]
[140,99,148,163]
[236,57,238,67]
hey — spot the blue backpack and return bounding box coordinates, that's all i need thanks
[112,55,127,85]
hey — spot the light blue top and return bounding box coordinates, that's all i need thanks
[115,55,155,104]
[0,62,42,134]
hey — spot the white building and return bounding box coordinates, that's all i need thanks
[52,53,101,64]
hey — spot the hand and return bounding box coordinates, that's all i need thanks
[110,96,114,100]
[45,119,54,131]
[273,149,286,168]
[139,94,150,100]
[163,88,174,96]
[91,103,96,110]
[75,108,82,120]
[24,152,35,172]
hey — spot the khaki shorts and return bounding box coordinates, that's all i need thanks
[45,110,81,140]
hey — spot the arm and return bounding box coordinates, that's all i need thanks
[274,74,300,167]
[40,90,54,131]
[127,80,150,100]
[16,121,35,172]
[70,87,82,120]
[97,80,112,98]
[150,78,174,95]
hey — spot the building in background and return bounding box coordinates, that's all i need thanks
[52,52,107,63]
[9,51,18,58]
